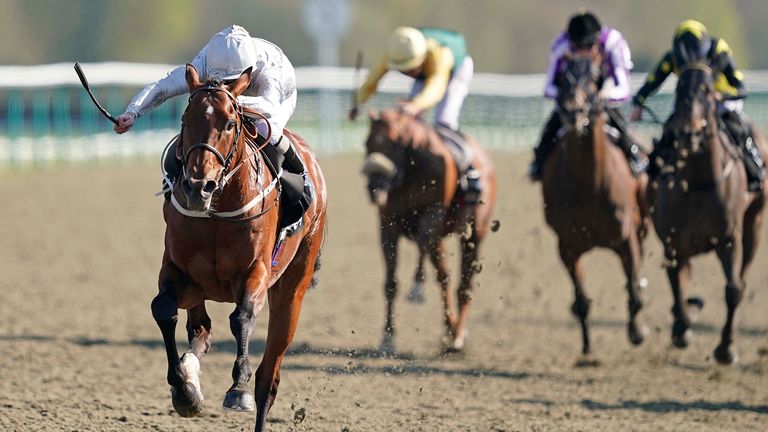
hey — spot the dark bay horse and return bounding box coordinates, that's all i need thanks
[361,109,497,353]
[152,64,326,431]
[649,63,767,364]
[541,54,649,358]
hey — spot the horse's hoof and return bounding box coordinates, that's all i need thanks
[379,335,395,357]
[671,328,693,349]
[406,282,426,304]
[574,355,601,368]
[714,344,739,365]
[628,323,649,346]
[171,382,204,417]
[222,389,255,412]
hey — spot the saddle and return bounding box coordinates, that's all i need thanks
[435,125,474,173]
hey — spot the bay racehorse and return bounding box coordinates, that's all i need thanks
[361,109,497,353]
[649,63,767,364]
[540,53,649,358]
[152,64,327,431]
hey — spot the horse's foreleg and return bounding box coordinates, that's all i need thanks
[406,249,427,304]
[253,239,321,432]
[667,257,693,348]
[152,264,203,417]
[380,225,399,354]
[559,243,591,355]
[223,262,269,413]
[714,238,745,365]
[618,234,648,346]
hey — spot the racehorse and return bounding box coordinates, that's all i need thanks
[151,64,327,431]
[649,63,767,364]
[361,109,497,353]
[540,53,649,358]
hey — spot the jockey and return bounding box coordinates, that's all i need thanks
[529,11,646,181]
[349,26,482,203]
[631,19,765,191]
[113,25,313,219]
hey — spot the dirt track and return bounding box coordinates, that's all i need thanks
[1,153,767,431]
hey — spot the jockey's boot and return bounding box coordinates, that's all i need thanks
[463,165,482,205]
[162,135,182,200]
[529,112,562,181]
[274,135,315,231]
[606,107,648,177]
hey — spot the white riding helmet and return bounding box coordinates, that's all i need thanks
[387,26,427,71]
[206,25,257,80]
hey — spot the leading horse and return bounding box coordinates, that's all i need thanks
[361,110,497,353]
[649,63,767,364]
[540,53,649,358]
[152,64,327,431]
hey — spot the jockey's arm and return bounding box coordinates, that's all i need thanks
[544,34,569,100]
[409,46,453,111]
[713,39,747,99]
[355,55,390,106]
[632,51,674,107]
[237,75,285,143]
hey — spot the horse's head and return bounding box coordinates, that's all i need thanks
[555,51,603,136]
[178,64,252,212]
[669,64,718,156]
[360,110,411,207]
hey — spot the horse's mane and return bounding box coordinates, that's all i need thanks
[376,110,436,150]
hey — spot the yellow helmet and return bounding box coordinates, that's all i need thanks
[387,27,427,71]
[674,20,708,40]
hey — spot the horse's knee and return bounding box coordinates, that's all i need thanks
[385,279,397,300]
[151,291,178,322]
[229,307,255,334]
[571,296,591,319]
[725,283,743,308]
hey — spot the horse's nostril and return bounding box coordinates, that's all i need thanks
[203,180,218,194]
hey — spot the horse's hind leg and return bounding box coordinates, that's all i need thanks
[618,235,648,346]
[406,250,427,304]
[223,265,270,413]
[559,243,591,356]
[152,261,203,417]
[450,229,482,352]
[714,238,745,365]
[428,239,458,349]
[253,236,323,432]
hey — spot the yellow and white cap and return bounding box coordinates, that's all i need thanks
[387,26,427,71]
[206,25,257,80]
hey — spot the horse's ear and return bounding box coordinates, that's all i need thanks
[185,64,203,92]
[227,67,253,97]
[368,109,379,122]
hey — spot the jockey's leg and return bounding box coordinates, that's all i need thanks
[246,93,314,227]
[434,57,482,203]
[529,111,562,181]
[605,107,647,176]
[719,101,765,191]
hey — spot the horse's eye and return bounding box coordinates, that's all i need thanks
[226,120,236,131]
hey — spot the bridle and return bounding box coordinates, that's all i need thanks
[172,81,281,221]
[556,57,603,128]
[180,83,248,191]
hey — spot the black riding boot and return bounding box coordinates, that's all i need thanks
[529,111,562,181]
[721,110,765,192]
[606,107,648,176]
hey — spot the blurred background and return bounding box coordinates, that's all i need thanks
[1,0,768,166]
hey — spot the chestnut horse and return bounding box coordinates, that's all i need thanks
[649,64,767,364]
[540,54,649,357]
[151,64,326,431]
[361,109,497,353]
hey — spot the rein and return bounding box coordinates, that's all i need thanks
[170,82,281,222]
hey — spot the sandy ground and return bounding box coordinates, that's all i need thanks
[1,153,767,432]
